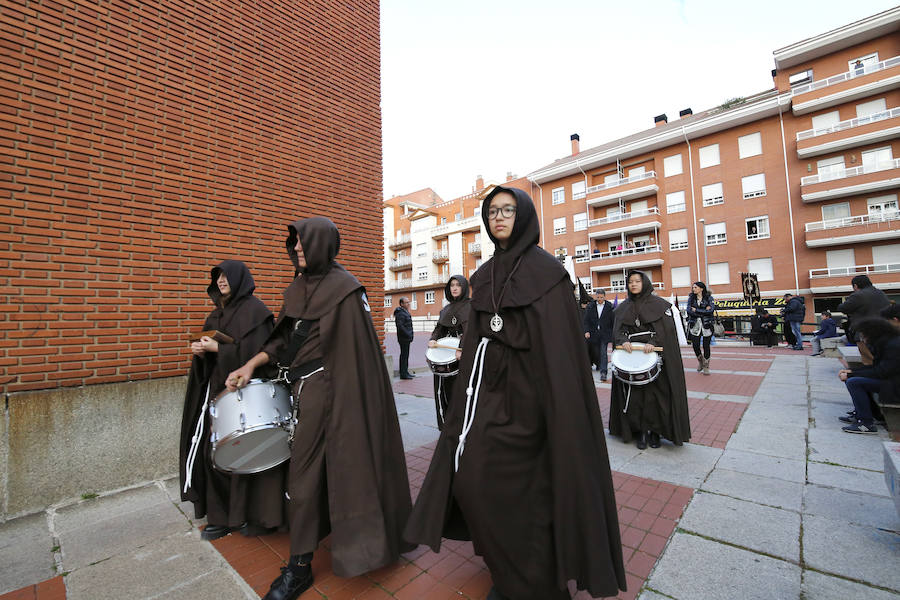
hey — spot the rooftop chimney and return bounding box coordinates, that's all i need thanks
[679,108,693,118]
[570,133,580,156]
[654,114,668,127]
[506,171,516,182]
[475,174,484,190]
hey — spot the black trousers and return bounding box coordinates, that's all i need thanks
[398,339,411,376]
[692,334,711,360]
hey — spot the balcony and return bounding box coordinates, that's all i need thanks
[587,244,664,273]
[588,207,661,239]
[432,250,449,263]
[388,233,411,249]
[585,171,658,208]
[387,276,446,291]
[468,242,481,255]
[388,256,412,271]
[804,211,900,247]
[790,55,900,115]
[431,215,481,238]
[800,158,900,203]
[796,107,900,158]
[606,282,665,293]
[808,263,900,293]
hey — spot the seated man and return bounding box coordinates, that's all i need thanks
[837,318,900,434]
[811,310,838,356]
[750,308,778,347]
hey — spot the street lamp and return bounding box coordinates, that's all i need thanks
[699,218,708,283]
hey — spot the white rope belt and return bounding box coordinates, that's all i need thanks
[454,337,490,473]
[183,383,211,493]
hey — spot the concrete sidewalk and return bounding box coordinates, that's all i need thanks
[1,349,897,599]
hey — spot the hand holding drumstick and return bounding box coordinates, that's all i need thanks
[618,342,662,354]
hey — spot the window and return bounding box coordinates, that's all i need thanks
[817,156,845,181]
[663,154,683,177]
[669,228,689,250]
[788,69,812,87]
[572,181,586,200]
[425,290,435,304]
[441,217,447,224]
[416,242,427,258]
[738,132,762,158]
[708,262,730,285]
[573,212,588,231]
[410,292,417,310]
[698,144,720,168]
[454,212,462,221]
[553,216,566,235]
[746,216,770,240]
[552,187,565,205]
[384,295,392,307]
[631,199,648,213]
[575,244,589,258]
[606,205,622,217]
[610,274,625,291]
[705,222,727,246]
[856,98,887,120]
[579,276,592,290]
[862,147,894,171]
[822,203,850,221]
[666,190,686,214]
[417,268,429,281]
[741,173,766,199]
[873,244,900,265]
[849,53,878,74]
[811,110,840,132]
[748,258,774,282]
[671,266,692,288]
[868,194,898,216]
[826,249,855,274]
[702,182,724,206]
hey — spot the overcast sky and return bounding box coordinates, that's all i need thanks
[380,0,894,201]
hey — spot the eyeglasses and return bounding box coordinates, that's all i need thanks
[487,206,516,220]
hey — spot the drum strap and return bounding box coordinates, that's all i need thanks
[183,383,211,494]
[454,337,490,473]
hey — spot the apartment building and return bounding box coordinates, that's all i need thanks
[526,7,900,317]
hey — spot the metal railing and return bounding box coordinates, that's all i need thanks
[389,256,411,268]
[389,233,411,247]
[467,242,481,254]
[591,244,661,261]
[588,206,660,228]
[805,210,900,232]
[796,107,899,140]
[586,171,657,195]
[387,276,447,290]
[809,262,900,279]
[432,250,448,260]
[791,55,900,96]
[801,158,900,185]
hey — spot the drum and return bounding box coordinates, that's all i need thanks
[611,346,662,386]
[426,336,461,377]
[210,378,293,474]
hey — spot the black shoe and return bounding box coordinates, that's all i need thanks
[838,415,855,424]
[648,431,661,448]
[636,431,648,450]
[842,422,878,434]
[263,563,313,600]
[400,375,414,380]
[201,524,233,541]
[241,523,277,537]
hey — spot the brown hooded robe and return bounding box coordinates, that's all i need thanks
[259,217,413,578]
[608,270,691,445]
[179,260,286,529]
[429,274,471,430]
[404,187,626,599]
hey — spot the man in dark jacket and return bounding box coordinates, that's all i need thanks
[394,297,415,379]
[838,275,890,363]
[781,293,806,350]
[838,318,900,434]
[584,289,614,380]
[811,310,838,356]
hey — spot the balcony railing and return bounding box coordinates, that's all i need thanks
[805,210,900,232]
[607,282,665,293]
[800,158,900,185]
[810,262,900,279]
[586,171,657,195]
[431,215,481,237]
[389,233,411,247]
[588,206,660,228]
[432,250,449,262]
[467,242,481,254]
[387,276,447,290]
[591,244,661,261]
[796,107,899,141]
[791,55,900,96]
[389,256,411,268]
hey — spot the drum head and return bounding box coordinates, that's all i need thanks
[611,349,658,373]
[213,427,290,474]
[426,336,460,377]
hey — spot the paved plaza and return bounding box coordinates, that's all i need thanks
[2,345,898,600]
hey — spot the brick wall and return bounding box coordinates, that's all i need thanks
[0,0,384,394]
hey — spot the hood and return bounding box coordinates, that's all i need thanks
[286,216,340,276]
[444,274,470,304]
[626,270,655,301]
[208,259,255,306]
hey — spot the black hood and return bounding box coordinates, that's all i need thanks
[208,259,255,307]
[444,274,470,304]
[286,216,340,276]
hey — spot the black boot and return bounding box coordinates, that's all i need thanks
[648,431,661,448]
[636,431,648,450]
[200,524,233,541]
[263,554,313,600]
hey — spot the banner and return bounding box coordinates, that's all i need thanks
[741,272,761,304]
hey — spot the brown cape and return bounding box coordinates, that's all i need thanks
[262,217,413,577]
[608,270,691,444]
[404,187,626,599]
[179,260,286,528]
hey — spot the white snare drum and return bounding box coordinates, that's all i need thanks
[210,379,293,474]
[611,345,662,386]
[426,336,461,377]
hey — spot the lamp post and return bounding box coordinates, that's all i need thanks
[699,218,708,283]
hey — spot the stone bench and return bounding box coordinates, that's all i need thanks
[820,337,844,358]
[884,442,900,519]
[838,346,865,370]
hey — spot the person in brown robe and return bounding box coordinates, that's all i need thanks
[608,270,691,449]
[427,274,470,430]
[226,217,413,600]
[404,186,626,600]
[179,259,286,540]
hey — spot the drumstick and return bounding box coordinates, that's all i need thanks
[431,343,461,351]
[615,344,663,352]
[234,375,245,387]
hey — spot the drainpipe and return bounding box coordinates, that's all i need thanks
[777,98,801,294]
[529,177,544,241]
[574,156,589,288]
[683,126,701,282]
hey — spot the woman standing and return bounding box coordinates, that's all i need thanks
[405,186,625,600]
[686,281,715,375]
[609,270,691,449]
[179,260,285,540]
[427,275,470,430]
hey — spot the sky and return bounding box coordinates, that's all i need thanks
[380,0,895,201]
